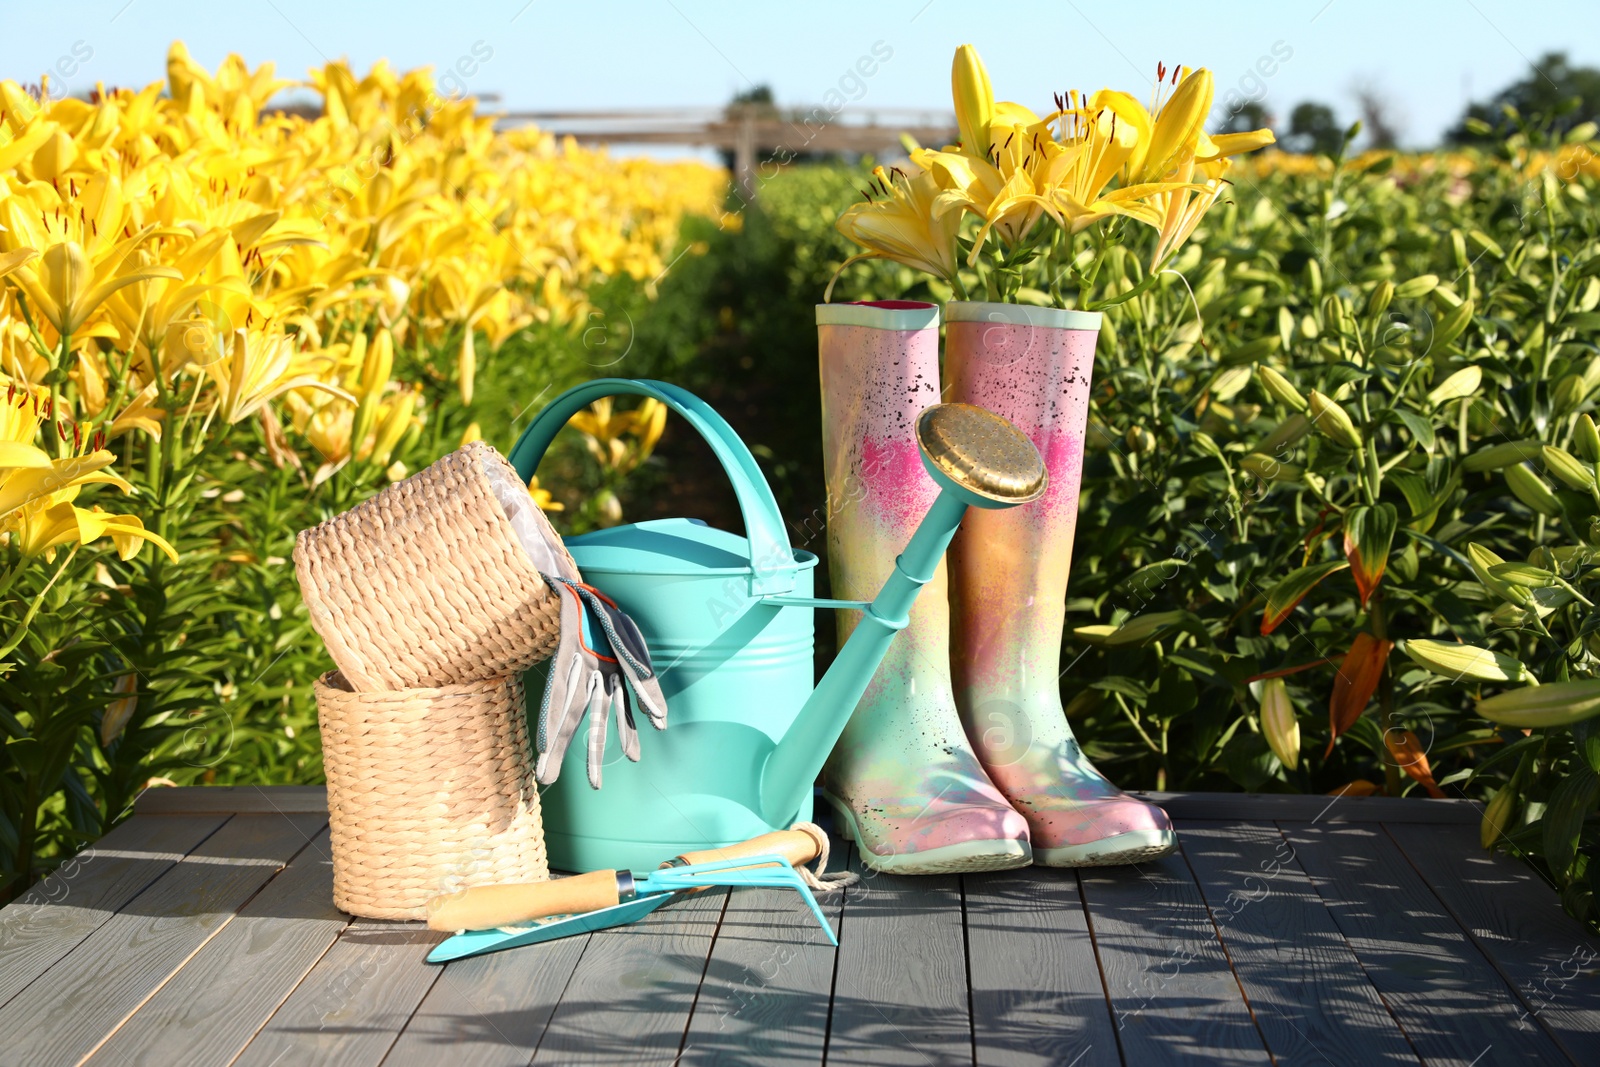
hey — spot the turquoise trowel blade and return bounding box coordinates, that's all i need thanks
[426,892,673,963]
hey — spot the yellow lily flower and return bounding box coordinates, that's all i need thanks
[834,165,961,283]
[8,492,177,563]
[4,241,182,340]
[201,323,352,425]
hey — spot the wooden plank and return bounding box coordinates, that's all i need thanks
[823,854,971,1067]
[0,813,225,1010]
[82,826,345,1067]
[1177,820,1418,1064]
[678,843,849,1067]
[1140,792,1478,824]
[529,884,728,1066]
[0,811,325,1066]
[382,930,590,1067]
[1283,823,1570,1065]
[231,919,446,1067]
[964,865,1120,1067]
[134,784,329,815]
[1079,850,1269,1064]
[1387,820,1600,1064]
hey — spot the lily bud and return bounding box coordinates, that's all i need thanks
[1579,415,1600,462]
[1425,366,1481,407]
[1504,464,1562,517]
[1258,678,1300,770]
[1260,413,1311,452]
[1476,679,1600,729]
[1306,391,1363,449]
[1463,439,1544,472]
[1467,229,1505,260]
[1394,274,1439,300]
[1541,445,1595,492]
[1552,374,1587,418]
[1481,784,1519,848]
[1366,280,1394,320]
[1466,542,1533,607]
[1257,365,1308,412]
[1240,452,1302,483]
[1125,425,1157,455]
[951,45,995,157]
[1432,298,1476,350]
[1403,638,1534,684]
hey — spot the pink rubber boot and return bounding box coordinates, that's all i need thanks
[945,302,1176,867]
[817,300,1032,875]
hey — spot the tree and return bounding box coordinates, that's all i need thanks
[1355,89,1401,150]
[1283,101,1343,156]
[1217,100,1271,136]
[1449,52,1600,143]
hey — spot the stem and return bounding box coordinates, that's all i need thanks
[50,331,71,459]
[1369,591,1403,796]
[0,547,79,664]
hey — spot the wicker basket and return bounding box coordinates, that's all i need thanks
[294,441,580,691]
[315,669,549,919]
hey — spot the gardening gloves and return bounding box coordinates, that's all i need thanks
[535,575,667,788]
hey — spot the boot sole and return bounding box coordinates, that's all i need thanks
[823,791,1034,875]
[1032,828,1178,868]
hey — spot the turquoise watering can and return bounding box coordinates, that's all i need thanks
[510,379,1045,873]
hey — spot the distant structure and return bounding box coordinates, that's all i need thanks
[496,106,958,193]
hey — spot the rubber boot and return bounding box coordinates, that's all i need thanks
[945,302,1176,867]
[817,300,1032,875]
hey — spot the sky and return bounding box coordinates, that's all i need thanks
[1,0,1594,151]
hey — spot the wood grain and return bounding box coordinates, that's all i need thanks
[134,784,329,815]
[230,918,447,1067]
[381,927,589,1066]
[1140,792,1478,824]
[1177,820,1418,1064]
[530,883,728,1066]
[1079,850,1270,1064]
[964,865,1121,1067]
[677,841,849,1067]
[81,826,344,1067]
[0,813,224,1010]
[1284,822,1570,1066]
[0,811,324,1066]
[823,851,972,1067]
[1387,820,1600,1064]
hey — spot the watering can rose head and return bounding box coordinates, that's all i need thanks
[831,45,1274,306]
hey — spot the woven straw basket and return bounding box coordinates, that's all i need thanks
[315,669,549,919]
[294,441,580,691]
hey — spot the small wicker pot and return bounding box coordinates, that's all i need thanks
[315,670,549,919]
[294,441,580,691]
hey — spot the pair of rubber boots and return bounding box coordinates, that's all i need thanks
[817,300,1176,874]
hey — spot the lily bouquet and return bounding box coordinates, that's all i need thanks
[832,45,1274,308]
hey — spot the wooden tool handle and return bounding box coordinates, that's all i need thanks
[673,826,825,869]
[425,870,621,932]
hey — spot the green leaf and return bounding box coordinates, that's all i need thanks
[1390,409,1436,451]
[1344,503,1399,606]
[1543,767,1600,875]
[1261,560,1350,634]
[1388,469,1435,518]
[1090,676,1151,701]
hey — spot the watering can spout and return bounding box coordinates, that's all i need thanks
[759,404,1048,827]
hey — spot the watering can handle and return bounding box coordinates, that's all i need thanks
[508,379,796,595]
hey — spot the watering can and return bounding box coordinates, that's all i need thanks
[510,379,1045,872]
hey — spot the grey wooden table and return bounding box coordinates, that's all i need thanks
[2,787,1597,1066]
